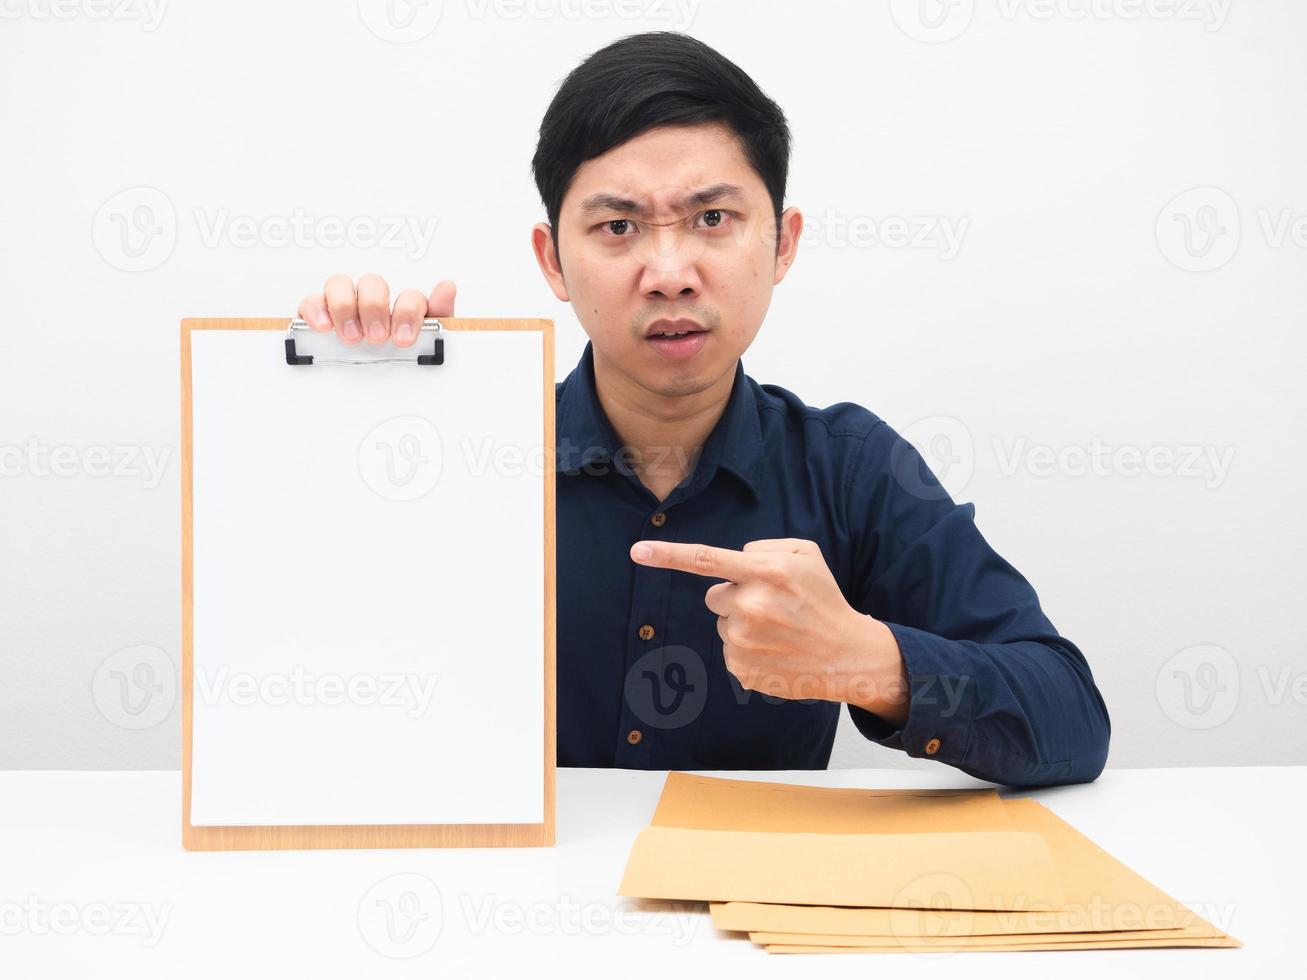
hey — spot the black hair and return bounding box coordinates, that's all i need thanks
[531,32,791,251]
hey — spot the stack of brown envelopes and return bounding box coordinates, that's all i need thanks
[618,773,1240,954]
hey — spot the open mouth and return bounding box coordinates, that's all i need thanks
[646,318,706,338]
[645,321,709,360]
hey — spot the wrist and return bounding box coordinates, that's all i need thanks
[835,613,910,726]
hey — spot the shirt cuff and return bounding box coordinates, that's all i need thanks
[846,620,977,767]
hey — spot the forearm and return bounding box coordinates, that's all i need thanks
[843,421,1112,786]
[846,621,1112,787]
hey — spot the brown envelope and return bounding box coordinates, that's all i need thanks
[763,936,1240,953]
[651,772,1014,834]
[709,798,1229,938]
[618,826,1065,910]
[749,923,1226,946]
[628,774,1237,950]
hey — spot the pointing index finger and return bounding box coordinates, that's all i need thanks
[630,540,757,582]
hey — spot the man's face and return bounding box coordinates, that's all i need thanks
[532,121,801,400]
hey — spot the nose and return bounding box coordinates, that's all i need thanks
[636,224,704,299]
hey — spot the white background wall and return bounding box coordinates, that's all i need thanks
[2,0,1303,771]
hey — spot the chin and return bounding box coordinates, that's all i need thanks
[646,362,725,399]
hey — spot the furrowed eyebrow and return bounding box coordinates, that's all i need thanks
[686,183,746,208]
[579,193,645,216]
[578,183,747,218]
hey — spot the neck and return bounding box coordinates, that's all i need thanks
[591,349,736,501]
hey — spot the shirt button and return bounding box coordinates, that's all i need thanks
[638,624,656,640]
[627,729,643,745]
[924,738,941,755]
[650,512,667,527]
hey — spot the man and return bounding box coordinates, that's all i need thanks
[296,31,1110,787]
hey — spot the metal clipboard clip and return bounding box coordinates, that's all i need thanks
[284,318,446,366]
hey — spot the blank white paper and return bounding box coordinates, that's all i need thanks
[188,327,546,826]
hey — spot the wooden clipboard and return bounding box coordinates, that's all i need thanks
[180,317,555,850]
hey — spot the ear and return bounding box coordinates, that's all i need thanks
[531,222,569,302]
[771,207,804,286]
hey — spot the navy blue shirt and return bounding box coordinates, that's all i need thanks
[555,341,1110,787]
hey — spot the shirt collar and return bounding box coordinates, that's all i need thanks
[557,340,764,500]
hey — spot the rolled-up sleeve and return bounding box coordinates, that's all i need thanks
[843,419,1111,787]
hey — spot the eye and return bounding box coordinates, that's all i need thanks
[695,209,731,229]
[601,218,633,236]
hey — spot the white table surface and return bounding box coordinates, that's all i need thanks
[0,766,1298,978]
